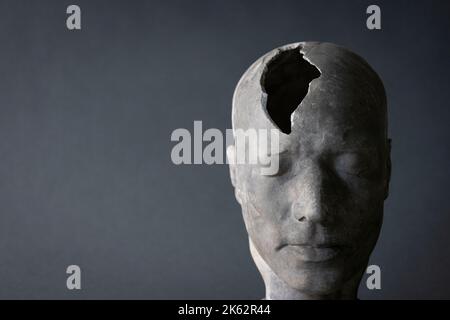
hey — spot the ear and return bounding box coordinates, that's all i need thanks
[226,144,237,188]
[227,144,244,204]
[384,138,392,200]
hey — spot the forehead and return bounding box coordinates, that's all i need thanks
[278,95,384,154]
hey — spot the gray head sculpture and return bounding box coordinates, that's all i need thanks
[227,42,391,300]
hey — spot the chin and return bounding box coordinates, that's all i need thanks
[282,264,347,295]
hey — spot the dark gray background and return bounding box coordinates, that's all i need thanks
[0,0,448,299]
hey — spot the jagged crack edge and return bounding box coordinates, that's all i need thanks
[290,46,322,129]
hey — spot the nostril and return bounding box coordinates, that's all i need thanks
[298,217,306,222]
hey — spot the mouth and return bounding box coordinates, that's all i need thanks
[281,244,346,262]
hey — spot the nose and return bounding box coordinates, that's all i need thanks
[291,162,332,225]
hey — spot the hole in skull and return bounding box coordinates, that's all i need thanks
[262,47,321,134]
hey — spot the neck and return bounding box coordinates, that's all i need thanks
[249,239,361,300]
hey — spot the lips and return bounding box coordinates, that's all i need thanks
[283,244,345,262]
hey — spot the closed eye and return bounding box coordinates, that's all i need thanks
[333,152,372,178]
[262,156,291,177]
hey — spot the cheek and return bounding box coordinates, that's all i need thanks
[246,170,291,218]
[340,195,384,246]
[242,172,289,251]
[349,187,384,232]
